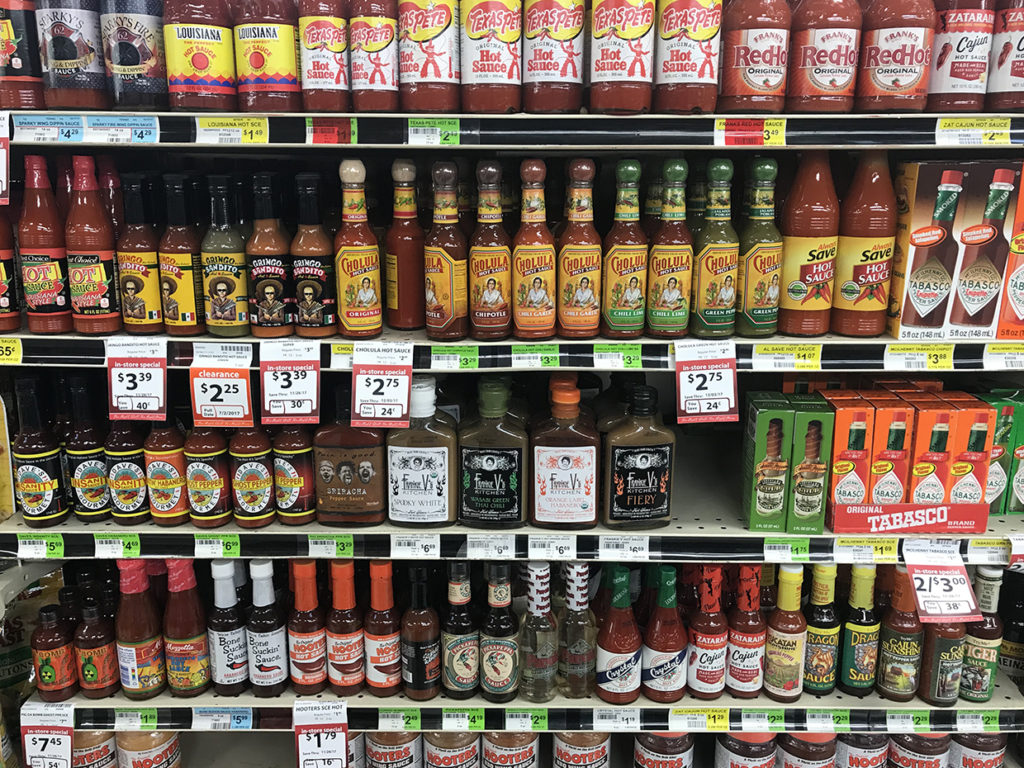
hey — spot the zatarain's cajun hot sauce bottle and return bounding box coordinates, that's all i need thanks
[653,0,722,112]
[398,0,459,111]
[927,0,994,111]
[460,0,522,112]
[986,0,1024,110]
[299,0,349,110]
[335,159,383,339]
[350,0,399,110]
[785,0,861,112]
[233,0,302,111]
[718,0,791,113]
[856,0,937,111]
[522,0,585,112]
[589,0,656,113]
[163,0,236,110]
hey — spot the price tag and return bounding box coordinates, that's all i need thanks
[714,118,786,147]
[195,117,268,144]
[466,533,515,559]
[114,709,158,731]
[378,709,421,731]
[0,337,22,364]
[668,708,729,731]
[351,341,414,428]
[510,344,560,368]
[330,343,353,370]
[307,534,354,558]
[93,533,140,558]
[593,343,643,369]
[192,707,253,730]
[956,711,999,733]
[528,534,576,560]
[598,535,650,561]
[805,709,851,733]
[442,708,485,731]
[884,343,954,371]
[935,117,1010,146]
[903,539,980,622]
[17,533,63,559]
[391,534,440,559]
[966,538,1009,565]
[752,343,821,371]
[982,343,1024,370]
[763,537,810,563]
[832,537,899,563]
[12,114,84,143]
[83,115,159,144]
[305,117,357,145]
[740,710,785,732]
[408,118,460,146]
[593,708,639,731]
[21,700,74,768]
[674,340,738,423]
[886,710,931,733]
[194,533,240,558]
[294,700,348,768]
[260,340,320,424]
[190,343,253,427]
[106,338,167,420]
[505,709,547,732]
[431,345,479,370]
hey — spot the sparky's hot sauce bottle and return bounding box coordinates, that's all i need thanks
[513,159,557,340]
[718,0,792,112]
[335,160,383,339]
[350,0,399,110]
[557,159,601,339]
[687,564,728,699]
[522,0,585,112]
[589,0,656,113]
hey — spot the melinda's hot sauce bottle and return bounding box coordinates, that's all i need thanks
[299,0,349,110]
[36,0,110,108]
[601,160,648,340]
[927,0,994,111]
[21,155,72,334]
[233,0,302,111]
[778,151,840,337]
[425,162,469,340]
[718,0,791,112]
[653,0,721,112]
[786,0,861,112]
[202,176,248,337]
[144,418,189,527]
[164,0,236,110]
[118,174,163,334]
[736,158,782,338]
[460,0,521,112]
[292,173,337,338]
[690,159,738,339]
[471,161,513,339]
[856,0,937,111]
[158,175,204,336]
[398,0,459,111]
[831,150,897,337]
[557,159,601,339]
[523,0,584,112]
[646,159,692,339]
[335,159,383,339]
[14,378,68,528]
[248,174,294,338]
[350,0,399,110]
[987,0,1024,110]
[513,159,557,340]
[589,0,655,113]
[386,160,426,330]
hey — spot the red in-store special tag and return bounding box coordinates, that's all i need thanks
[351,341,413,428]
[674,340,738,424]
[305,117,357,145]
[21,700,74,768]
[260,339,320,425]
[294,700,348,767]
[105,337,168,420]
[903,539,981,623]
[190,342,254,428]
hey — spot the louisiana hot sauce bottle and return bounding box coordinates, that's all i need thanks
[778,151,840,338]
[690,159,739,339]
[557,159,601,339]
[785,0,861,112]
[425,162,469,340]
[292,173,337,338]
[513,159,557,340]
[589,0,656,113]
[856,0,937,111]
[163,0,236,110]
[718,0,791,112]
[20,155,72,334]
[398,0,459,111]
[233,0,302,111]
[471,161,513,339]
[158,174,204,336]
[351,0,398,110]
[522,0,585,112]
[646,161,693,339]
[601,160,648,339]
[653,0,721,112]
[460,0,522,112]
[987,0,1024,110]
[299,0,349,111]
[386,160,425,330]
[335,160,383,339]
[926,0,994,111]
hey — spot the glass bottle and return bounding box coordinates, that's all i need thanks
[961,566,1003,702]
[736,158,783,337]
[201,175,248,337]
[163,558,211,697]
[512,159,557,340]
[520,562,558,702]
[158,173,204,336]
[725,564,766,698]
[642,565,687,702]
[105,421,150,526]
[288,560,327,695]
[764,563,806,702]
[690,159,739,338]
[365,560,402,697]
[67,379,110,523]
[31,605,77,702]
[425,161,468,340]
[838,564,880,696]
[74,598,119,698]
[116,559,166,700]
[246,559,288,697]
[117,173,163,334]
[480,563,520,703]
[600,159,648,339]
[558,562,597,698]
[803,563,840,695]
[335,159,383,339]
[401,566,441,701]
[999,569,1024,685]
[596,564,642,704]
[876,564,922,702]
[207,559,249,697]
[292,173,337,338]
[920,620,966,706]
[20,155,72,334]
[247,173,294,338]
[646,158,692,338]
[442,561,479,699]
[327,560,364,696]
[13,378,68,528]
[557,158,601,339]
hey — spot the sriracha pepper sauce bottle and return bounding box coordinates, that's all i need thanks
[596,565,642,704]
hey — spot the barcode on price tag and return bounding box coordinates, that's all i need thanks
[13,114,84,143]
[956,711,999,732]
[391,534,440,559]
[966,538,1009,564]
[260,340,320,424]
[408,118,460,145]
[740,710,784,732]
[593,343,642,369]
[190,343,254,427]
[466,533,515,559]
[115,709,158,731]
[93,533,140,558]
[17,533,64,559]
[378,709,420,731]
[805,709,850,732]
[510,344,559,368]
[714,118,786,146]
[598,535,650,561]
[505,710,547,731]
[668,708,729,731]
[884,344,954,371]
[330,343,353,370]
[431,345,479,370]
[593,708,639,731]
[886,711,930,732]
[528,534,576,560]
[832,537,899,563]
[83,115,159,144]
[307,534,354,558]
[195,117,268,144]
[983,343,1024,370]
[935,117,1010,146]
[194,534,240,558]
[763,537,810,563]
[305,117,357,145]
[192,707,253,730]
[442,709,485,731]
[752,344,821,371]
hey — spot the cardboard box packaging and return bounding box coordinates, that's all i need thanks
[946,398,996,506]
[742,392,794,533]
[786,394,835,535]
[825,395,875,508]
[907,402,957,504]
[977,394,1016,515]
[866,397,914,505]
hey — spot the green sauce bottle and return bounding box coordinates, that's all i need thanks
[737,159,783,338]
[646,159,692,339]
[201,175,248,337]
[690,160,738,338]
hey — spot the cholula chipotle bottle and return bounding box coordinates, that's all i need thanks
[425,162,469,340]
[718,0,791,112]
[513,159,557,339]
[470,161,513,339]
[596,565,642,703]
[588,0,656,113]
[557,159,601,339]
[646,159,692,338]
[335,159,383,338]
[601,160,648,339]
[736,158,783,338]
[690,159,739,338]
[764,563,806,702]
[688,564,728,699]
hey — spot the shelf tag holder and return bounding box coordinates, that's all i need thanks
[189,343,253,428]
[351,341,413,428]
[21,700,74,768]
[260,339,320,424]
[674,340,738,423]
[294,700,348,767]
[903,539,980,623]
[106,337,168,420]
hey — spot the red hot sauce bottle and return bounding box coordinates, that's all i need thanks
[163,0,237,110]
[687,564,728,699]
[185,427,232,528]
[653,0,722,113]
[289,560,328,694]
[986,0,1024,110]
[0,0,44,109]
[364,560,402,697]
[233,0,302,111]
[20,155,72,335]
[927,0,994,111]
[144,418,189,527]
[327,560,365,696]
[116,559,167,700]
[230,427,277,529]
[398,0,459,111]
[726,564,766,698]
[718,0,792,113]
[32,605,78,701]
[163,558,212,697]
[596,565,642,704]
[641,565,687,702]
[105,421,150,526]
[299,0,350,110]
[74,598,120,698]
[589,0,656,113]
[522,0,584,112]
[460,0,522,112]
[385,160,426,330]
[785,0,861,112]
[350,0,399,111]
[856,0,937,111]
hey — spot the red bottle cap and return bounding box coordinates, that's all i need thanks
[71,156,98,191]
[940,170,964,187]
[166,558,197,592]
[118,559,148,594]
[23,156,50,189]
[994,168,1016,186]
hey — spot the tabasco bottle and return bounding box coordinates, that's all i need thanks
[726,564,766,697]
[911,412,951,504]
[335,159,383,338]
[690,159,738,338]
[557,159,601,339]
[386,160,425,330]
[803,563,840,694]
[512,159,557,339]
[646,159,692,339]
[470,161,513,339]
[736,158,783,338]
[601,160,648,339]
[688,564,727,699]
[902,171,964,329]
[425,162,469,340]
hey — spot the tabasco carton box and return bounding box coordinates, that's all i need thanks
[785,394,835,535]
[865,396,915,505]
[906,402,957,504]
[977,394,1018,515]
[946,398,996,508]
[996,167,1024,339]
[999,391,1024,515]
[742,392,794,533]
[824,395,874,517]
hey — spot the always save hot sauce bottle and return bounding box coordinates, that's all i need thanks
[718,0,792,112]
[365,560,402,697]
[523,0,584,112]
[163,0,236,110]
[601,160,648,340]
[20,155,72,334]
[687,564,728,699]
[460,0,522,112]
[856,0,937,112]
[335,159,383,339]
[350,0,399,110]
[248,174,294,338]
[292,173,337,338]
[398,0,459,111]
[557,159,601,339]
[118,174,163,334]
[386,160,426,330]
[425,162,469,340]
[785,0,861,112]
[589,0,656,113]
[163,558,212,697]
[471,161,514,339]
[513,159,557,340]
[299,0,350,111]
[646,159,692,339]
[233,0,302,111]
[159,174,204,336]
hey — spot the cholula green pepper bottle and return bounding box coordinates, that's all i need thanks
[646,159,692,339]
[736,159,783,338]
[690,160,738,338]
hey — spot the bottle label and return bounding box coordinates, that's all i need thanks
[692,242,738,333]
[877,626,922,696]
[714,742,773,768]
[787,27,859,98]
[764,625,805,696]
[803,623,840,693]
[75,641,118,691]
[401,636,441,690]
[559,631,596,686]
[387,445,450,523]
[249,255,293,328]
[299,16,348,91]
[907,254,953,321]
[960,634,1000,701]
[1001,637,1024,682]
[641,644,686,692]
[925,632,964,703]
[523,0,584,84]
[646,244,692,333]
[273,448,314,517]
[950,461,985,504]
[185,457,228,519]
[21,250,70,315]
[480,634,519,694]
[533,445,597,524]
[469,244,512,330]
[460,446,523,524]
[523,637,559,689]
[68,447,110,517]
[602,244,648,332]
[114,734,181,768]
[513,243,557,331]
[555,736,610,768]
[234,22,299,93]
[986,455,1007,505]
[336,244,383,335]
[74,735,116,768]
[832,235,894,313]
[638,741,695,768]
[158,251,202,326]
[117,250,162,325]
[165,633,212,692]
[202,252,248,327]
[889,743,946,768]
[653,0,721,85]
[483,739,538,768]
[687,629,727,694]
[288,627,327,686]
[32,643,76,692]
[349,733,366,768]
[460,0,522,85]
[930,9,994,95]
[326,628,364,688]
[857,26,934,100]
[209,626,249,686]
[100,11,167,95]
[365,630,401,689]
[955,255,1003,317]
[425,245,468,332]
[350,15,398,91]
[69,251,120,318]
[106,451,148,518]
[948,743,1005,768]
[164,23,235,95]
[755,456,787,518]
[14,447,66,523]
[609,444,672,521]
[989,9,1024,95]
[428,740,482,768]
[246,626,288,687]
[596,645,641,693]
[231,456,274,522]
[313,444,385,515]
[779,235,838,312]
[442,630,479,691]
[294,255,337,327]
[398,0,458,84]
[557,243,601,332]
[589,0,655,84]
[37,5,106,90]
[736,241,782,330]
[725,628,765,692]
[116,636,166,694]
[721,27,789,97]
[835,742,887,768]
[778,747,832,768]
[0,6,42,83]
[839,621,880,689]
[366,735,422,768]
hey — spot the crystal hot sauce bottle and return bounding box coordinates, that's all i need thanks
[327,560,365,696]
[398,0,459,111]
[365,560,402,697]
[596,565,642,704]
[513,159,557,340]
[386,160,426,330]
[471,161,513,339]
[785,0,861,112]
[641,565,687,702]
[522,0,584,112]
[350,0,399,110]
[589,0,656,113]
[653,0,722,113]
[718,0,792,112]
[688,564,728,699]
[425,162,469,340]
[336,160,383,339]
[20,155,72,334]
[726,564,766,698]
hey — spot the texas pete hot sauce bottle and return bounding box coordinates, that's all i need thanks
[785,0,861,112]
[350,0,399,111]
[335,159,383,339]
[522,0,585,112]
[718,0,791,113]
[461,0,522,112]
[19,155,72,334]
[398,0,459,111]
[653,0,722,112]
[589,0,656,113]
[856,0,937,111]
[512,159,557,339]
[299,0,350,111]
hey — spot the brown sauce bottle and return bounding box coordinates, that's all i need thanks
[402,566,441,700]
[876,564,922,701]
[248,174,294,338]
[158,174,205,337]
[105,421,151,526]
[74,598,120,698]
[425,162,469,340]
[289,560,328,694]
[32,605,78,701]
[292,173,337,338]
[230,427,277,528]
[385,160,426,331]
[118,174,163,335]
[144,419,189,527]
[557,159,602,339]
[163,558,212,697]
[920,622,966,706]
[470,162,513,339]
[726,564,766,698]
[14,378,69,528]
[327,560,365,696]
[67,379,111,523]
[116,559,167,700]
[185,427,232,528]
[513,159,557,339]
[273,426,316,525]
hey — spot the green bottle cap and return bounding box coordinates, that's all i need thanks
[662,159,688,185]
[616,160,642,186]
[478,380,510,418]
[707,159,733,183]
[750,158,778,183]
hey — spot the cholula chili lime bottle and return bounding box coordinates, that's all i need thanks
[601,160,648,339]
[690,159,738,338]
[646,159,692,339]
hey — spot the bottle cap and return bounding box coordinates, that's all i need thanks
[410,375,437,418]
[432,161,458,190]
[551,372,578,388]
[728,734,776,744]
[146,559,167,576]
[813,563,837,578]
[210,560,235,580]
[58,586,78,606]
[448,560,470,581]
[370,559,392,581]
[661,159,688,185]
[751,158,778,183]
[567,158,596,184]
[208,174,231,194]
[853,410,867,422]
[478,381,510,418]
[793,734,838,744]
[339,159,366,185]
[978,565,1004,579]
[520,159,546,185]
[706,159,733,183]
[249,559,274,580]
[488,562,510,582]
[778,563,803,580]
[409,565,429,582]
[629,384,658,415]
[292,559,316,580]
[253,173,274,195]
[940,170,964,187]
[551,387,580,406]
[81,598,102,622]
[392,159,416,184]
[994,168,1016,186]
[616,160,642,185]
[38,605,60,625]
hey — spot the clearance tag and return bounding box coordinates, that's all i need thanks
[351,341,413,428]
[305,117,358,145]
[106,337,168,420]
[752,343,821,371]
[294,700,348,768]
[714,118,786,147]
[935,117,1010,147]
[259,340,320,425]
[674,340,738,423]
[21,701,74,768]
[194,117,268,145]
[983,343,1024,370]
[902,539,981,623]
[189,342,254,428]
[883,343,954,371]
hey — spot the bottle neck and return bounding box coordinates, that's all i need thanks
[644,184,661,218]
[736,566,761,613]
[848,572,875,611]
[520,184,546,224]
[342,185,367,223]
[332,572,356,611]
[528,569,551,616]
[932,185,961,225]
[983,183,1013,226]
[393,184,417,220]
[810,571,836,606]
[410,579,428,609]
[213,574,238,610]
[705,183,731,222]
[777,575,802,612]
[371,574,394,611]
[930,425,949,452]
[448,577,471,607]
[210,192,234,229]
[433,188,458,225]
[253,191,276,221]
[656,571,676,609]
[565,568,589,612]
[614,184,639,222]
[566,185,594,224]
[891,568,917,613]
[976,575,1002,614]
[297,190,321,226]
[699,568,722,613]
[660,184,686,221]
[294,576,318,612]
[488,578,511,609]
[252,574,275,609]
[748,184,775,221]
[165,187,189,227]
[887,425,906,450]
[124,188,147,226]
[477,188,502,223]
[17,390,43,430]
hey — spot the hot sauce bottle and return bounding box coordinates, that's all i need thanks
[350,0,399,110]
[163,0,236,110]
[520,562,558,702]
[601,160,648,339]
[248,174,294,338]
[961,566,1002,702]
[202,176,249,338]
[987,0,1024,110]
[555,159,600,338]
[208,560,249,696]
[876,564,923,701]
[365,560,402,697]
[32,605,78,701]
[99,0,167,108]
[386,160,426,330]
[726,564,766,698]
[144,418,189,527]
[67,380,110,523]
[288,560,328,695]
[640,565,686,702]
[469,162,513,339]
[118,174,163,334]
[273,426,315,525]
[0,211,18,331]
[327,560,364,695]
[185,426,232,528]
[646,159,692,339]
[480,563,520,702]
[763,563,806,702]
[246,559,288,697]
[920,619,965,706]
[0,0,44,109]
[718,0,791,112]
[786,0,861,112]
[735,159,782,338]
[233,0,302,111]
[778,151,840,337]
[14,378,68,528]
[425,162,469,340]
[856,0,937,111]
[401,566,442,700]
[97,158,124,244]
[690,159,739,338]
[163,559,211,697]
[67,155,121,336]
[230,427,276,528]
[803,563,840,694]
[299,0,349,110]
[442,561,479,698]
[36,0,110,108]
[460,0,522,112]
[838,564,879,696]
[20,155,72,334]
[911,412,951,504]
[589,0,656,113]
[74,598,119,698]
[292,173,337,338]
[687,564,728,699]
[513,159,557,339]
[558,562,596,697]
[594,565,641,704]
[522,0,584,112]
[398,0,459,111]
[158,175,204,336]
[335,159,383,339]
[927,0,993,111]
[831,150,897,338]
[116,559,167,700]
[105,421,150,526]
[653,0,721,112]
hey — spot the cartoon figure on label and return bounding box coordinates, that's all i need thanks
[209,279,236,321]
[571,276,597,308]
[656,276,682,309]
[368,51,392,85]
[619,276,643,308]
[628,37,648,77]
[319,460,335,483]
[161,280,179,322]
[715,275,735,307]
[298,281,324,324]
[479,277,505,309]
[526,277,553,309]
[256,280,286,324]
[121,276,146,319]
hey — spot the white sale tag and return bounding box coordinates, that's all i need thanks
[330,343,354,370]
[466,533,515,559]
[903,539,980,622]
[21,701,74,768]
[294,700,348,768]
[390,534,440,559]
[190,343,253,428]
[528,534,576,560]
[105,338,167,420]
[351,341,413,428]
[598,535,650,561]
[674,340,738,423]
[260,340,320,424]
[593,708,639,731]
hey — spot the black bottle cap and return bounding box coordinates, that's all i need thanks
[81,598,102,622]
[629,385,658,416]
[38,605,60,624]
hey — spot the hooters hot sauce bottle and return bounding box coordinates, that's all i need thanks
[856,0,937,111]
[335,160,383,339]
[522,0,585,112]
[653,0,722,112]
[512,159,557,339]
[785,0,861,112]
[461,0,523,112]
[589,0,656,113]
[350,0,400,110]
[718,0,792,112]
[399,0,459,110]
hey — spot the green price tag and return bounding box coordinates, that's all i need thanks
[443,708,485,731]
[806,709,850,732]
[408,118,460,146]
[593,343,643,369]
[17,533,64,559]
[511,344,560,368]
[431,345,478,370]
[194,534,240,558]
[764,537,810,562]
[887,710,930,732]
[742,710,785,731]
[93,533,140,558]
[380,708,421,731]
[620,343,643,368]
[116,709,158,730]
[507,709,547,731]
[831,710,851,732]
[307,534,354,558]
[956,710,1000,732]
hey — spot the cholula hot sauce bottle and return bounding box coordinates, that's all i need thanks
[425,162,469,340]
[690,159,739,339]
[646,159,692,338]
[601,160,648,339]
[557,159,601,339]
[513,159,557,340]
[471,162,514,339]
[335,160,383,339]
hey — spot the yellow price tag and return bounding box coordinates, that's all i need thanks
[936,117,1010,146]
[0,338,23,365]
[753,344,821,371]
[196,117,269,145]
[835,537,899,563]
[762,119,786,146]
[669,708,730,731]
[967,537,1010,564]
[705,709,729,731]
[884,343,954,371]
